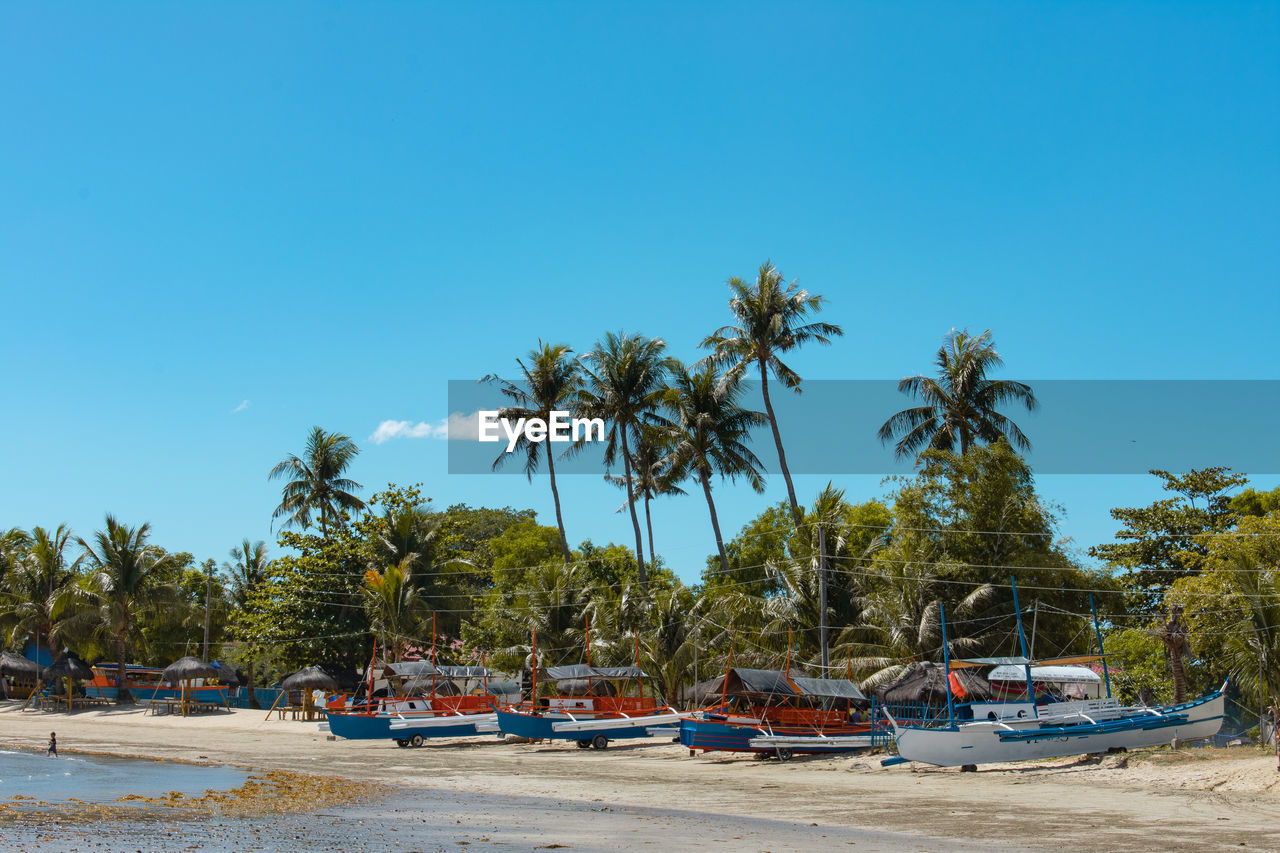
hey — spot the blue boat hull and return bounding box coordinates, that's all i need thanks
[325,711,484,741]
[679,717,869,754]
[496,709,658,742]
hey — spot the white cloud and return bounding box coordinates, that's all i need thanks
[369,411,480,444]
[231,400,250,413]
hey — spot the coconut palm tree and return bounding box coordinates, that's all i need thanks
[0,527,32,589]
[0,526,78,687]
[577,331,672,584]
[487,342,582,561]
[491,560,594,672]
[361,558,431,662]
[224,539,269,707]
[878,328,1038,460]
[1158,604,1190,704]
[269,426,366,534]
[664,362,767,576]
[701,261,844,527]
[1216,554,1280,732]
[72,516,178,703]
[605,427,685,567]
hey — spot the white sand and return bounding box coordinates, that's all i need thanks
[3,704,1279,851]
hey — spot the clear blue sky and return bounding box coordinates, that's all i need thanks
[2,2,1277,580]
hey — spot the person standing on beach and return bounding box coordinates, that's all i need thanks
[47,732,57,757]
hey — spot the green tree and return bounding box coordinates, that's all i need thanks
[878,328,1037,459]
[0,526,77,679]
[71,517,179,703]
[663,362,767,575]
[0,527,32,592]
[224,539,270,707]
[361,558,431,661]
[1090,467,1248,613]
[701,260,843,527]
[577,331,672,583]
[488,342,582,561]
[269,426,366,535]
[605,427,684,566]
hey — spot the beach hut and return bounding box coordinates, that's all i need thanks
[1,651,41,700]
[266,666,339,720]
[874,661,991,723]
[41,654,94,711]
[161,656,220,716]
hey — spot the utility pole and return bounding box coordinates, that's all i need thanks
[202,558,214,662]
[818,526,829,671]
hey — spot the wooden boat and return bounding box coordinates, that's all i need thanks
[885,580,1226,767]
[495,629,682,749]
[679,666,876,760]
[322,660,502,747]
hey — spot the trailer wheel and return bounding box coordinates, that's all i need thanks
[776,747,794,762]
[591,734,609,750]
[576,739,592,749]
[410,734,424,748]
[395,739,410,748]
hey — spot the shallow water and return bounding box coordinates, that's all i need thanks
[0,748,248,804]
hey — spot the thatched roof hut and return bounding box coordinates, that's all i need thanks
[161,656,218,686]
[281,666,339,692]
[42,654,94,682]
[873,661,991,704]
[1,651,40,680]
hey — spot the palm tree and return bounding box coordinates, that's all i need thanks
[1158,605,1190,704]
[701,261,844,527]
[73,516,178,703]
[269,426,366,534]
[487,342,582,561]
[0,527,32,589]
[361,559,431,662]
[1216,554,1280,731]
[577,331,672,584]
[605,427,685,566]
[0,526,77,688]
[878,328,1037,460]
[224,539,269,707]
[663,362,767,575]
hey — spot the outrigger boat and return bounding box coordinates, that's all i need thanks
[679,656,877,760]
[495,627,684,749]
[322,640,505,747]
[885,580,1226,768]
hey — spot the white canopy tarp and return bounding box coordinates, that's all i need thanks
[987,664,1101,684]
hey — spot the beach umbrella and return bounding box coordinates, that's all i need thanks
[280,666,339,718]
[42,654,94,713]
[161,656,219,716]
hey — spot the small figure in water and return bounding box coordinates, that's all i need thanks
[47,731,57,757]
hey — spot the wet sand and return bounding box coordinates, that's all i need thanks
[3,704,1278,851]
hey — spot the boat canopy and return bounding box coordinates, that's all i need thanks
[728,668,798,696]
[436,665,492,679]
[988,664,1101,684]
[486,681,521,696]
[948,656,1031,670]
[384,660,439,678]
[543,664,648,680]
[789,676,866,701]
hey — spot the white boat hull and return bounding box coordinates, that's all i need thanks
[550,710,685,733]
[749,734,876,750]
[890,689,1225,767]
[388,712,498,731]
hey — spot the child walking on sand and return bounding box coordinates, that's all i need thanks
[47,732,57,757]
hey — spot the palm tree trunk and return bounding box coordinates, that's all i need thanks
[644,492,655,567]
[620,427,648,584]
[116,635,131,704]
[759,360,802,527]
[700,470,730,575]
[1170,648,1187,704]
[545,443,571,562]
[246,655,259,710]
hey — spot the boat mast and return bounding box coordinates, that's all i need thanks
[1089,594,1113,699]
[720,639,734,710]
[1009,576,1037,716]
[431,612,438,699]
[585,614,593,698]
[939,602,955,727]
[634,630,644,703]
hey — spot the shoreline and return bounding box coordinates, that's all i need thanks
[3,704,1279,851]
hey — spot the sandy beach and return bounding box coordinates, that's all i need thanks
[3,704,1278,852]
